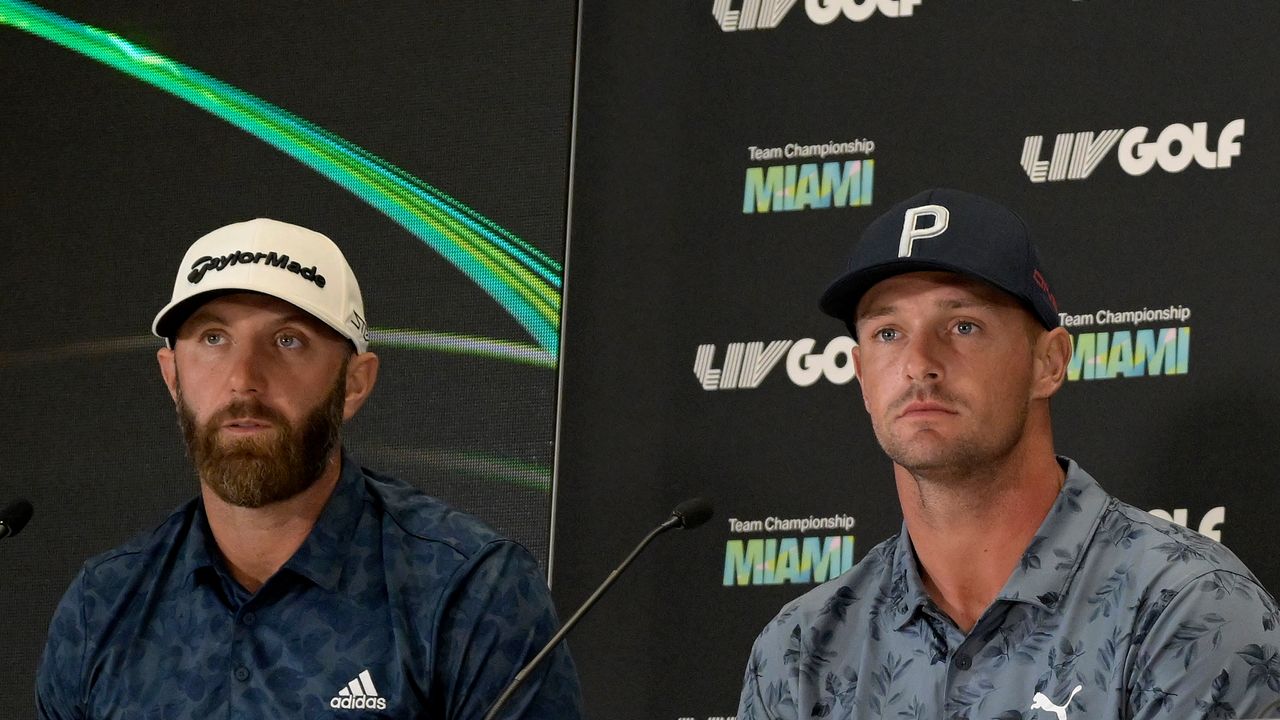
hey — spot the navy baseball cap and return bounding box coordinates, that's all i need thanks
[819,188,1060,338]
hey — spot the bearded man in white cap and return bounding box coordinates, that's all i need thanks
[36,219,582,719]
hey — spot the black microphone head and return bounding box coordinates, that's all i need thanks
[0,499,33,539]
[670,497,714,529]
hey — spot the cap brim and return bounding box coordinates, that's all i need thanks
[819,259,1044,338]
[820,260,970,334]
[152,290,235,343]
[151,288,359,351]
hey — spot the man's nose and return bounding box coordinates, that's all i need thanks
[903,333,943,383]
[225,342,267,394]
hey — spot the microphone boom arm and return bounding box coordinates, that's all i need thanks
[480,515,683,720]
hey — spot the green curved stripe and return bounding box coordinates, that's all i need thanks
[364,444,552,493]
[1,0,563,357]
[370,328,556,368]
[424,450,552,493]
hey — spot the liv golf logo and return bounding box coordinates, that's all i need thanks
[694,338,855,390]
[1021,119,1245,182]
[713,0,921,31]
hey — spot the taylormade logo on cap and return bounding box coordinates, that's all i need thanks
[152,218,370,353]
[187,250,327,288]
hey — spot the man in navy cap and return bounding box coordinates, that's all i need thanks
[737,189,1280,719]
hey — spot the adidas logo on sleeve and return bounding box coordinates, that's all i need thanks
[329,669,388,710]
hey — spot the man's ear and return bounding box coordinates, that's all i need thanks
[1031,327,1071,400]
[342,352,380,421]
[157,346,179,403]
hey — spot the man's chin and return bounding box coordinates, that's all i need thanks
[892,454,956,475]
[883,435,975,474]
[201,455,312,508]
[204,479,311,510]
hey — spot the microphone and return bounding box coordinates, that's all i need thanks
[481,498,714,720]
[0,499,33,541]
[667,497,714,530]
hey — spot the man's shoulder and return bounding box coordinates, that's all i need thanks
[355,465,517,562]
[1057,460,1263,597]
[79,500,199,581]
[1080,491,1277,632]
[1097,496,1257,584]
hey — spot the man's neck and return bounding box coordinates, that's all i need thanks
[201,452,343,594]
[895,445,1064,634]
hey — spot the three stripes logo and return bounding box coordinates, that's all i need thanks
[1020,130,1125,183]
[694,341,793,390]
[329,669,388,711]
[713,0,796,31]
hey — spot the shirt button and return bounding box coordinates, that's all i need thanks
[953,653,972,670]
[242,612,256,626]
[234,665,250,682]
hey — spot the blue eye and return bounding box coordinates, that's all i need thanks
[875,328,899,342]
[202,332,225,346]
[277,334,301,349]
[956,321,976,335]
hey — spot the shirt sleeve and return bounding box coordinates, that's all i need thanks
[737,612,801,720]
[35,568,89,720]
[1128,569,1280,719]
[433,540,583,720]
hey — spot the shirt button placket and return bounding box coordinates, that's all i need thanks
[232,607,255,700]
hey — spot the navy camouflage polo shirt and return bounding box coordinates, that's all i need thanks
[36,455,582,719]
[738,458,1280,719]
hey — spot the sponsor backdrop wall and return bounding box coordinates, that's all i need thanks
[0,1,574,713]
[553,2,1280,718]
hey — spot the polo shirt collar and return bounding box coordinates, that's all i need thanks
[180,454,368,593]
[181,498,219,586]
[889,528,933,630]
[995,458,1109,610]
[889,457,1110,629]
[279,453,367,591]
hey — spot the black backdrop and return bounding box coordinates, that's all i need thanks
[553,2,1280,718]
[6,2,1280,719]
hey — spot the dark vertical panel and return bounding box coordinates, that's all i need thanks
[557,1,1280,716]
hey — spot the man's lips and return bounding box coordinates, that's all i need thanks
[221,417,274,432]
[896,401,958,419]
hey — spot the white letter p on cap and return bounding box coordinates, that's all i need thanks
[898,204,949,257]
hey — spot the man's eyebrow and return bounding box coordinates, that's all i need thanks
[274,312,322,327]
[855,297,998,325]
[855,304,897,325]
[937,298,998,310]
[182,310,319,328]
[183,309,226,327]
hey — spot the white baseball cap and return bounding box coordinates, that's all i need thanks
[152,218,370,353]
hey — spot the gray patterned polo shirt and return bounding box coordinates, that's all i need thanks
[737,458,1280,720]
[36,454,582,719]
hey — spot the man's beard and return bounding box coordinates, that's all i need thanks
[176,365,346,508]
